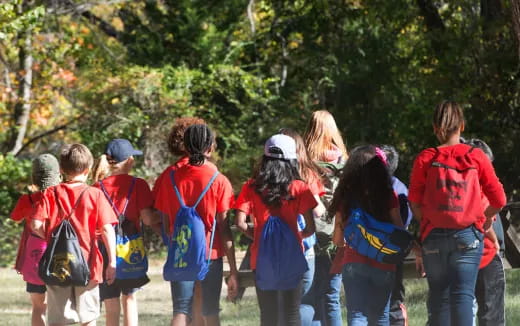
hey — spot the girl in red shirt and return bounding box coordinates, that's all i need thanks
[331,145,403,325]
[92,139,155,326]
[10,154,61,326]
[235,134,317,326]
[408,101,506,326]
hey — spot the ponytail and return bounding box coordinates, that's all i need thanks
[92,154,111,183]
[183,124,215,166]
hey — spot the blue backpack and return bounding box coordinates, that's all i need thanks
[163,170,219,282]
[297,214,316,252]
[343,208,413,264]
[100,178,149,288]
[256,216,308,290]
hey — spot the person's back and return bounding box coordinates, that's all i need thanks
[31,144,118,326]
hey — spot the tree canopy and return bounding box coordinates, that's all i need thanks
[1,0,520,263]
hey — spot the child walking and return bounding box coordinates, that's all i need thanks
[304,110,348,326]
[280,128,326,325]
[92,139,155,326]
[154,124,238,326]
[31,144,118,326]
[331,145,404,325]
[11,154,61,326]
[408,101,506,326]
[235,134,317,326]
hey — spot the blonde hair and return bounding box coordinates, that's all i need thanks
[433,101,465,144]
[92,154,132,182]
[60,144,94,178]
[304,110,348,162]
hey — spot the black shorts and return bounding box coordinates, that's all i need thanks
[26,282,46,294]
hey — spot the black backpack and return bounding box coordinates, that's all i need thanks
[38,187,91,287]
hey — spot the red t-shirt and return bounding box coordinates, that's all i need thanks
[234,179,318,270]
[154,161,234,260]
[32,183,118,283]
[409,144,506,241]
[152,156,190,199]
[11,192,42,223]
[93,174,153,231]
[341,193,399,272]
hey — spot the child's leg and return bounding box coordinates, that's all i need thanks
[201,259,223,326]
[281,283,303,326]
[475,254,505,326]
[100,280,122,326]
[170,281,195,326]
[27,283,46,326]
[190,282,204,326]
[121,291,138,326]
[104,298,121,326]
[255,286,279,326]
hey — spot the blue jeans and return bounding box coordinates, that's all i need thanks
[300,248,316,326]
[422,226,483,326]
[170,258,223,317]
[342,263,395,326]
[308,254,343,326]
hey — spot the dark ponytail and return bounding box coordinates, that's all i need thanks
[183,124,215,166]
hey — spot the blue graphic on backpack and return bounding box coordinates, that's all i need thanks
[344,208,413,264]
[297,214,316,252]
[163,170,219,281]
[256,216,308,290]
[99,178,149,287]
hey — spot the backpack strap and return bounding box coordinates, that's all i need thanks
[170,170,186,208]
[194,171,220,209]
[99,177,137,218]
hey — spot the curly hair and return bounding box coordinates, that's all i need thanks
[167,117,206,156]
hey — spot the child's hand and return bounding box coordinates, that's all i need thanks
[105,264,116,285]
[415,255,426,278]
[226,273,239,301]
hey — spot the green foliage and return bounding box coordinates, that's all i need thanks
[0,155,31,267]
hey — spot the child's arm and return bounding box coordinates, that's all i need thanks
[101,223,117,285]
[301,209,316,238]
[31,219,45,239]
[390,207,404,228]
[485,226,500,253]
[140,207,163,235]
[235,210,253,239]
[332,213,346,247]
[312,195,326,218]
[217,211,239,300]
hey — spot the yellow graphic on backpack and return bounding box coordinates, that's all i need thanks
[116,236,146,265]
[357,225,398,255]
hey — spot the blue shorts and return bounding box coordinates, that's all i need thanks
[26,282,46,294]
[170,258,223,317]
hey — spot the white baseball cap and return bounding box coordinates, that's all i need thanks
[264,134,297,160]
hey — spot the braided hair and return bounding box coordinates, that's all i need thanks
[183,124,215,166]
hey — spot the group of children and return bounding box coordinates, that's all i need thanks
[10,102,506,326]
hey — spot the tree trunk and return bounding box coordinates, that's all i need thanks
[511,0,520,63]
[8,33,33,156]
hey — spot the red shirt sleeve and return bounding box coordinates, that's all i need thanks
[32,190,51,222]
[408,150,432,204]
[234,181,253,215]
[473,149,507,209]
[10,194,32,222]
[216,175,234,214]
[295,181,318,214]
[136,178,154,212]
[95,190,118,229]
[308,178,325,197]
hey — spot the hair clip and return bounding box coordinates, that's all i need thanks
[374,147,388,166]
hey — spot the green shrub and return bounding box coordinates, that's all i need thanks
[0,155,32,267]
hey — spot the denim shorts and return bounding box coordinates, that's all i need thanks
[170,258,223,317]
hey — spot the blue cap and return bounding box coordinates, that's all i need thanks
[105,139,143,163]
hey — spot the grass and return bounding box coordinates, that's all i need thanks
[2,260,520,325]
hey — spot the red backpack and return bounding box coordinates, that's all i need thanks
[422,146,482,229]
